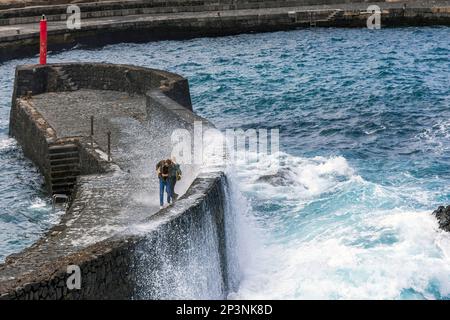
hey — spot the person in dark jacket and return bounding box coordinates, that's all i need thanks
[168,157,182,200]
[156,159,173,209]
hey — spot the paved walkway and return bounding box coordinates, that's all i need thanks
[0,88,199,281]
[35,89,198,245]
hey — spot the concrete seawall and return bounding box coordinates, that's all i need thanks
[0,62,230,299]
[0,0,449,61]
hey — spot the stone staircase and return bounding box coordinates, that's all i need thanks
[289,9,343,26]
[48,143,80,196]
[308,9,344,26]
[53,66,79,91]
[326,9,344,21]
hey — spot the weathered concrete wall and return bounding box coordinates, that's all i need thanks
[77,138,109,175]
[1,62,229,300]
[0,236,139,300]
[8,69,57,186]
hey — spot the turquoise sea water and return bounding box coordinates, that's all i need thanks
[0,66,62,262]
[0,27,449,299]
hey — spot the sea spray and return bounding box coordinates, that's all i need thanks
[222,170,265,300]
[130,170,259,300]
[227,151,450,299]
[131,125,260,299]
[132,190,226,299]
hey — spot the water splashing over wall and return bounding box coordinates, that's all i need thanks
[132,173,247,299]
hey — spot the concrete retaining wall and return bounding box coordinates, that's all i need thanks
[0,236,139,300]
[8,94,54,187]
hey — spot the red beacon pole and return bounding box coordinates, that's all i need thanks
[39,14,47,65]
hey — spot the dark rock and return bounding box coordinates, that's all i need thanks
[433,205,450,232]
[255,167,295,186]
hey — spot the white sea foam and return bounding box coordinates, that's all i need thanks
[28,197,48,210]
[227,151,450,300]
[416,119,450,153]
[235,151,358,206]
[0,137,15,151]
[232,209,450,299]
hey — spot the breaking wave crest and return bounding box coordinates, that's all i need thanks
[226,152,450,300]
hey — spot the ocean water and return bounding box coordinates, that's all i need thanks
[0,27,449,299]
[0,64,63,262]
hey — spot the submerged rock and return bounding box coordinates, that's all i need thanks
[255,168,294,187]
[433,205,450,232]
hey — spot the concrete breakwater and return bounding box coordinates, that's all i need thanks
[0,0,450,61]
[0,62,233,299]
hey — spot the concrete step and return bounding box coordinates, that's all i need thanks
[327,9,344,20]
[48,144,78,154]
[50,169,81,178]
[51,186,73,195]
[51,176,78,184]
[57,72,78,91]
[53,68,79,90]
[52,182,76,189]
[49,157,80,166]
[48,141,80,196]
[52,193,69,203]
[50,163,80,172]
[49,151,79,160]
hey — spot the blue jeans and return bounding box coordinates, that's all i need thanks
[159,177,172,206]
